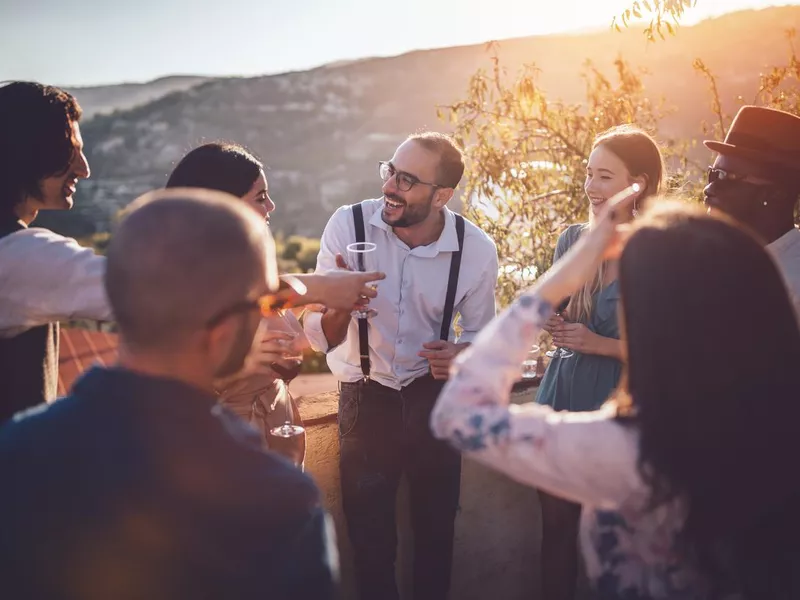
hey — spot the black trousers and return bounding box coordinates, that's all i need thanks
[338,375,462,600]
[539,489,582,600]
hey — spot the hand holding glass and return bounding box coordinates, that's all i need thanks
[265,311,306,439]
[346,242,379,319]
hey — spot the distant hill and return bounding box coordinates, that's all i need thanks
[40,6,800,239]
[64,76,211,119]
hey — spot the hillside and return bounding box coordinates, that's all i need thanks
[39,6,800,239]
[64,76,211,119]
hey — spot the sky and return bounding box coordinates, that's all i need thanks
[0,0,792,87]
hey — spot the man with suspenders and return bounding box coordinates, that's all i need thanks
[304,132,499,600]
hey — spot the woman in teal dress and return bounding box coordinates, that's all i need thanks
[535,124,665,600]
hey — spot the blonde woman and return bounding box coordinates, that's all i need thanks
[535,125,665,600]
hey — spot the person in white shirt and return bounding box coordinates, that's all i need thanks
[303,132,498,600]
[0,81,110,419]
[704,105,800,324]
[431,196,800,600]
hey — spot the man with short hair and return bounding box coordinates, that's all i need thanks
[0,188,339,599]
[704,105,800,321]
[304,132,499,599]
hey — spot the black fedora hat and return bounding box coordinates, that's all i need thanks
[704,105,800,173]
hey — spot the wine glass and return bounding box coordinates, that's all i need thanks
[520,344,541,379]
[546,297,574,359]
[346,242,379,319]
[266,310,306,439]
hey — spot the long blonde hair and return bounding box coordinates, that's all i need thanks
[567,125,665,323]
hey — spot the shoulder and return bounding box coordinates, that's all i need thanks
[324,199,382,233]
[561,222,588,242]
[457,213,497,255]
[331,199,382,220]
[0,227,79,252]
[556,223,588,251]
[0,228,96,271]
[0,395,80,458]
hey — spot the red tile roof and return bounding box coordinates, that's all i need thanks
[58,328,119,396]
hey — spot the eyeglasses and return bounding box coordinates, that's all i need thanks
[706,167,751,184]
[379,161,445,192]
[706,166,778,187]
[206,275,307,328]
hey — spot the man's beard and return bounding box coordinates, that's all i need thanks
[381,191,434,228]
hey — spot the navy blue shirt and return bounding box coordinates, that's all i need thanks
[0,367,338,600]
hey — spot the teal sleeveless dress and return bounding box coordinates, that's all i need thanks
[536,224,623,412]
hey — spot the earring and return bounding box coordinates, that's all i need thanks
[632,197,640,218]
[763,201,768,206]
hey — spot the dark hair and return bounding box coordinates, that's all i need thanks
[618,204,800,598]
[0,81,83,217]
[165,143,263,198]
[593,124,665,201]
[407,132,465,188]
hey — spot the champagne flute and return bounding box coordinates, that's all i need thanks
[346,242,379,319]
[546,297,574,359]
[267,310,306,439]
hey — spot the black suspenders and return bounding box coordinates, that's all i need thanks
[351,202,465,380]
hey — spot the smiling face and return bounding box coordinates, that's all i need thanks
[585,144,644,221]
[380,139,447,229]
[241,169,276,224]
[32,121,90,213]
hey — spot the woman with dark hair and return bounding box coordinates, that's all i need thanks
[534,124,666,599]
[431,196,800,599]
[167,143,275,223]
[166,142,380,466]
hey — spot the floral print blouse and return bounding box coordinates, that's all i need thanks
[430,290,727,600]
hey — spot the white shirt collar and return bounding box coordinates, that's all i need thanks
[368,203,461,256]
[767,227,800,256]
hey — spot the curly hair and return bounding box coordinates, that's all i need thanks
[0,81,83,217]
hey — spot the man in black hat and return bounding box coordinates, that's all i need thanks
[704,105,800,321]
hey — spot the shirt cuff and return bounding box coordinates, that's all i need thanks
[302,310,331,354]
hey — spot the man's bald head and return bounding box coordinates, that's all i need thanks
[105,188,275,350]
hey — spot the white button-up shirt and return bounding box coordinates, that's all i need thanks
[303,198,498,390]
[767,227,800,324]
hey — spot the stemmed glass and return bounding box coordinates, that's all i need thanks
[520,344,541,379]
[266,310,306,439]
[346,242,379,319]
[546,297,574,359]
